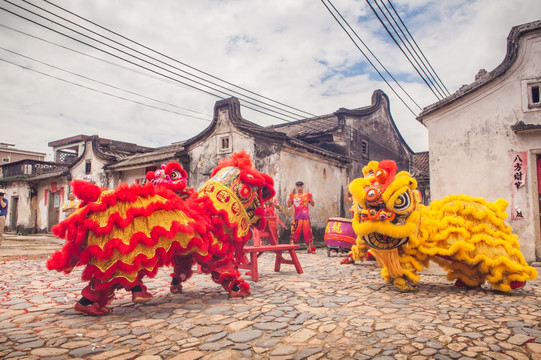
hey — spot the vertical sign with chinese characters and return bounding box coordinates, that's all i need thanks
[510,152,527,220]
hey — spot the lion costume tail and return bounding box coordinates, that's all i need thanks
[411,195,537,292]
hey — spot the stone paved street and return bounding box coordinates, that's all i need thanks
[1,233,541,360]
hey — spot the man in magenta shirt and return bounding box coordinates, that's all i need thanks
[287,181,315,253]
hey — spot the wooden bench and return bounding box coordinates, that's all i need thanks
[197,218,304,281]
[238,218,303,281]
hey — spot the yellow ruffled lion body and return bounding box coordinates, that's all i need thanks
[348,160,537,292]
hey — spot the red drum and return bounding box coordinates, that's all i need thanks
[324,217,357,257]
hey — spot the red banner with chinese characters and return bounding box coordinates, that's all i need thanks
[510,152,527,220]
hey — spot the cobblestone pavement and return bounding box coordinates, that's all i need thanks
[1,233,541,360]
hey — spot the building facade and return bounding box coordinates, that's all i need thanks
[0,143,46,164]
[0,136,152,234]
[1,90,425,242]
[417,20,541,262]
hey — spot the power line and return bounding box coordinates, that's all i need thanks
[367,0,449,99]
[11,0,318,122]
[0,24,335,136]
[2,1,369,137]
[321,0,420,116]
[2,1,307,123]
[0,57,213,120]
[1,2,340,135]
[386,0,450,96]
[369,0,444,99]
[23,0,313,121]
[42,0,319,119]
[1,46,212,120]
[0,24,212,118]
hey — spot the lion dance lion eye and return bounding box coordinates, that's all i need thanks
[365,186,381,202]
[169,170,181,179]
[393,192,411,212]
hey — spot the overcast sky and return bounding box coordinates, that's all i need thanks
[1,0,540,160]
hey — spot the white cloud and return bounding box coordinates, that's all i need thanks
[1,0,540,159]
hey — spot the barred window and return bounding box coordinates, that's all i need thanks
[217,134,232,154]
[361,140,369,158]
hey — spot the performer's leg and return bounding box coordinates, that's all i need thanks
[130,282,153,304]
[171,255,195,293]
[290,219,301,245]
[75,280,111,316]
[0,215,5,245]
[302,219,314,253]
[210,257,250,298]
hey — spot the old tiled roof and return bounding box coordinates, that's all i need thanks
[269,114,339,138]
[104,143,185,170]
[411,151,429,180]
[27,169,70,182]
[185,97,349,163]
[91,136,154,163]
[417,20,541,121]
[270,89,388,139]
[184,98,289,147]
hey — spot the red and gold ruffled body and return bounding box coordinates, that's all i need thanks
[47,151,275,304]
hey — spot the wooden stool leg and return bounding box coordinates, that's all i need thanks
[274,252,283,272]
[250,252,259,281]
[288,249,303,274]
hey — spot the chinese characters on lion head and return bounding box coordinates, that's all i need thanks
[47,151,275,316]
[342,160,537,292]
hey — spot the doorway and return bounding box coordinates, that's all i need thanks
[47,191,60,232]
[537,155,541,242]
[9,196,18,232]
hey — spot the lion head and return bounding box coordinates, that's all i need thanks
[200,151,275,235]
[146,162,188,194]
[349,160,421,250]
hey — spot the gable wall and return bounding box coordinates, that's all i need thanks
[422,31,541,261]
[345,102,413,182]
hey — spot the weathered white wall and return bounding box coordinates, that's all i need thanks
[189,108,255,190]
[36,179,69,230]
[272,150,346,230]
[423,32,541,261]
[70,144,109,187]
[186,104,348,240]
[2,182,32,230]
[118,169,147,186]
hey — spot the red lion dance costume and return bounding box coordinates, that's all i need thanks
[47,151,275,316]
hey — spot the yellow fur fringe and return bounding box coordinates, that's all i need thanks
[370,248,403,278]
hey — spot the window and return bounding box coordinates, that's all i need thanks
[2,157,9,163]
[522,79,541,111]
[85,160,92,174]
[221,137,229,149]
[145,166,157,173]
[532,86,540,104]
[361,140,369,158]
[217,134,232,154]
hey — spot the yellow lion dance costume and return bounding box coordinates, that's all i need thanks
[343,160,537,292]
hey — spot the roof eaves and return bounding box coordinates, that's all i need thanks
[417,20,541,122]
[287,137,349,164]
[511,122,541,133]
[0,174,29,181]
[27,169,70,182]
